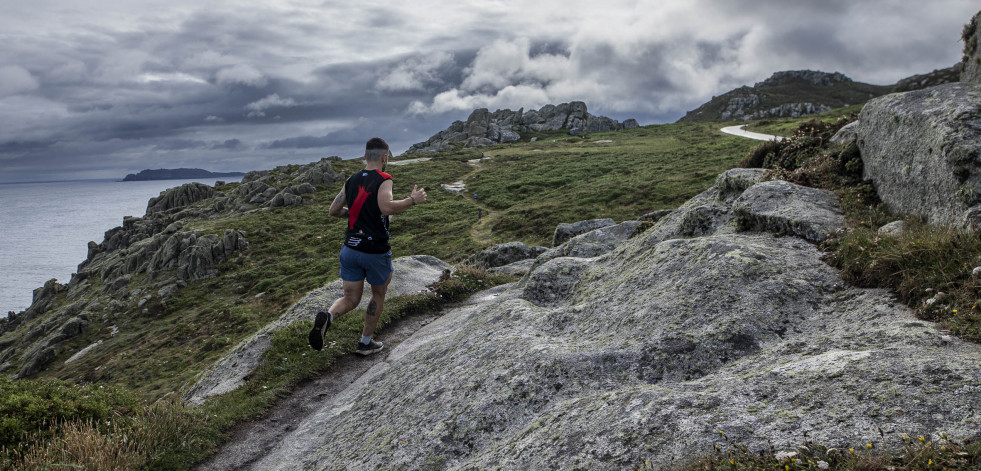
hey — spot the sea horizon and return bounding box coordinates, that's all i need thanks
[0,177,241,314]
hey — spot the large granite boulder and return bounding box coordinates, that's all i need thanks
[962,11,981,84]
[856,83,981,226]
[733,180,845,242]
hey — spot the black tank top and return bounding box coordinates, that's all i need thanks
[343,169,392,254]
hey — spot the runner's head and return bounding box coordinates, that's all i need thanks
[364,137,390,163]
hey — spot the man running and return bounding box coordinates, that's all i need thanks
[308,137,427,355]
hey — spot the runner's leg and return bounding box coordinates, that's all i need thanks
[362,272,392,338]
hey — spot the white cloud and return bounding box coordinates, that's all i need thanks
[245,93,296,118]
[0,66,39,97]
[204,115,224,122]
[138,72,208,84]
[216,64,268,87]
[376,52,453,92]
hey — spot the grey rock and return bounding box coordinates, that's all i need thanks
[973,266,981,277]
[268,191,303,207]
[59,317,89,338]
[290,159,340,186]
[878,220,906,237]
[185,255,452,405]
[488,258,536,276]
[17,346,56,378]
[857,83,981,226]
[146,182,214,216]
[963,11,981,84]
[534,221,645,269]
[251,226,981,470]
[468,242,547,268]
[733,180,844,242]
[714,168,767,202]
[638,209,673,222]
[553,218,616,247]
[520,256,591,307]
[241,170,270,183]
[829,120,859,144]
[679,203,732,237]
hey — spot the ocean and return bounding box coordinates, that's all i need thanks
[0,177,240,314]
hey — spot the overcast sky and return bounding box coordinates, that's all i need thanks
[0,0,976,183]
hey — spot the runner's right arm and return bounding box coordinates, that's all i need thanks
[328,189,348,218]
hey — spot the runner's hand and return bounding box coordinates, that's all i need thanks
[411,185,427,205]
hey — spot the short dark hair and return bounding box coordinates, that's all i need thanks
[364,137,390,162]
[366,137,389,151]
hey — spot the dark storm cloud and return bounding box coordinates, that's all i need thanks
[0,0,977,182]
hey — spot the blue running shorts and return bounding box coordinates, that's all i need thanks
[339,245,394,286]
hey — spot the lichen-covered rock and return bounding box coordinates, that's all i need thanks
[552,218,616,247]
[713,168,767,201]
[145,182,214,216]
[857,83,981,226]
[252,228,981,470]
[962,11,981,84]
[830,120,859,144]
[733,180,845,242]
[468,242,547,268]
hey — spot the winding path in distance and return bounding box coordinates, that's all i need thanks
[720,124,785,141]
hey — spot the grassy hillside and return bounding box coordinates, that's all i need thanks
[4,111,980,469]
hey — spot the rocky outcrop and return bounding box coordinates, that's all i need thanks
[250,169,981,470]
[757,70,852,87]
[146,182,214,215]
[467,242,547,269]
[893,64,962,93]
[856,82,981,226]
[963,11,981,84]
[404,102,637,154]
[679,70,890,123]
[184,255,452,405]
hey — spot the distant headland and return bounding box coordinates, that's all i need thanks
[122,168,246,182]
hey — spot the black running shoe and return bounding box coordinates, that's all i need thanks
[308,311,331,351]
[355,339,384,356]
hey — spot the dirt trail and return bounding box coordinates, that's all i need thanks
[193,311,442,471]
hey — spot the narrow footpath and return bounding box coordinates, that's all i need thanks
[720,124,784,141]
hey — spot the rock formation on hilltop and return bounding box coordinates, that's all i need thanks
[679,70,892,122]
[404,102,638,155]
